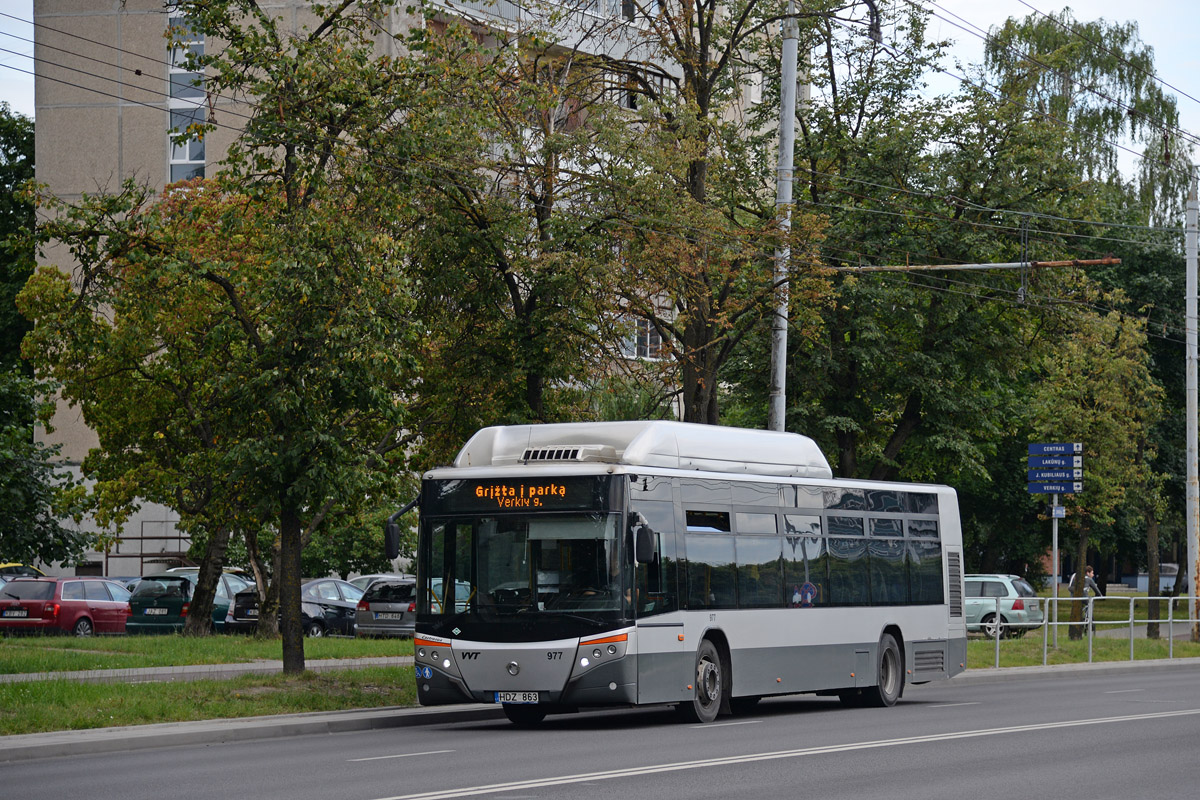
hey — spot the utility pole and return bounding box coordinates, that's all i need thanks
[768,1,799,433]
[768,2,881,432]
[1187,172,1198,640]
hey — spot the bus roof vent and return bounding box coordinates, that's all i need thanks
[521,445,619,464]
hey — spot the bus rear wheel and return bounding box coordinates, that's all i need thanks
[502,704,548,726]
[863,633,903,708]
[677,640,722,723]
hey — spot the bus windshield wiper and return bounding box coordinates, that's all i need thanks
[544,612,607,628]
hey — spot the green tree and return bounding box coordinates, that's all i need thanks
[0,369,89,565]
[983,9,1190,226]
[1026,295,1163,638]
[598,0,836,424]
[21,171,417,663]
[398,16,629,464]
[1,102,34,371]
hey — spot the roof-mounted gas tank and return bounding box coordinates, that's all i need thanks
[452,421,833,479]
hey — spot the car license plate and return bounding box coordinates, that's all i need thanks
[144,607,169,615]
[245,608,259,617]
[375,612,404,620]
[495,691,538,704]
[1029,600,1039,612]
[2,609,28,618]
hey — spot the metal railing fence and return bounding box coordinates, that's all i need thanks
[978,595,1200,668]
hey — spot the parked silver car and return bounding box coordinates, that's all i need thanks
[354,578,416,638]
[965,573,1043,638]
[349,573,414,592]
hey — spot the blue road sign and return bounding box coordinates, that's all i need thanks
[1028,442,1083,455]
[1028,455,1083,468]
[1028,482,1083,494]
[1052,506,1066,518]
[1028,469,1083,481]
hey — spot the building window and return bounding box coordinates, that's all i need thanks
[167,16,205,183]
[621,317,661,360]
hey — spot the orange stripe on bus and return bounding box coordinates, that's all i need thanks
[414,638,446,648]
[581,633,628,645]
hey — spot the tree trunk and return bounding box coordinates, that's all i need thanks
[254,543,282,639]
[182,527,232,636]
[1146,508,1160,639]
[279,495,305,674]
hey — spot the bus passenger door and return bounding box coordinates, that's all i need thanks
[629,496,690,704]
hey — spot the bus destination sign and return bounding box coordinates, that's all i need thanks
[423,475,615,515]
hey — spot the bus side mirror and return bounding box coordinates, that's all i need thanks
[383,496,420,562]
[634,525,655,565]
[384,521,401,561]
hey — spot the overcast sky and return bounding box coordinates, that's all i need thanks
[2,1,1197,163]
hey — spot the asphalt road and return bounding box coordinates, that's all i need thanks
[5,662,1200,799]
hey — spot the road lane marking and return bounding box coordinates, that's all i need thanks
[693,720,762,729]
[370,708,1200,800]
[1104,689,1144,694]
[928,702,981,708]
[350,750,455,762]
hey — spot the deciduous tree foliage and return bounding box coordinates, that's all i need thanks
[397,16,627,465]
[1,102,34,371]
[21,174,417,660]
[1026,293,1162,636]
[0,370,89,566]
[600,0,834,423]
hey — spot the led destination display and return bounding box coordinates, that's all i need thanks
[423,475,617,515]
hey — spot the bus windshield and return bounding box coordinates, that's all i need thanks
[421,512,628,626]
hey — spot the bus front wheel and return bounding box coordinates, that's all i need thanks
[677,640,723,723]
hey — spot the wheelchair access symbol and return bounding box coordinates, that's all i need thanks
[792,582,818,608]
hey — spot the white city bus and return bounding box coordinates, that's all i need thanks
[389,421,966,725]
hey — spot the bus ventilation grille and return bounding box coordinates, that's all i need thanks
[913,648,946,673]
[947,551,963,617]
[521,445,618,463]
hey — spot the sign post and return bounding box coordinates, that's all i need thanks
[1028,443,1083,648]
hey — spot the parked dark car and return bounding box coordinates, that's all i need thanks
[0,577,132,636]
[354,578,416,638]
[232,578,364,637]
[126,570,253,634]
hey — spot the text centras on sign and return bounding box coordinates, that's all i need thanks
[475,483,568,508]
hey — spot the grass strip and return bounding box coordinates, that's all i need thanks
[0,666,418,736]
[0,635,413,674]
[967,635,1200,668]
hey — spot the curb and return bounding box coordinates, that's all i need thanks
[0,703,506,763]
[950,655,1200,684]
[4,657,1198,763]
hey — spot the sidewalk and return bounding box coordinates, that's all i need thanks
[3,656,1199,763]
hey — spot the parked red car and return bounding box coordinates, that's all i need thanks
[0,577,133,636]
